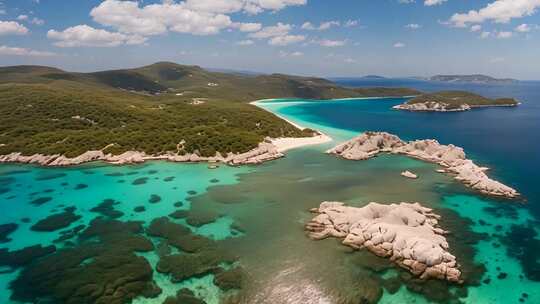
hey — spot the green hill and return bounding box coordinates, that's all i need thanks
[407,91,518,108]
[0,63,420,160]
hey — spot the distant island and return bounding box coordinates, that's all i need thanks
[423,74,518,84]
[0,62,418,166]
[393,91,519,112]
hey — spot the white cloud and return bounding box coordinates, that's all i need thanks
[233,22,262,32]
[17,14,29,21]
[90,0,233,36]
[425,0,448,6]
[496,31,513,38]
[405,23,421,29]
[480,31,491,38]
[0,21,29,35]
[249,23,291,39]
[344,20,359,27]
[515,23,531,32]
[393,42,406,48]
[314,39,347,47]
[269,34,305,46]
[0,45,55,56]
[470,25,482,32]
[279,50,304,57]
[236,39,254,45]
[31,17,44,25]
[301,20,340,31]
[449,0,540,27]
[47,25,147,47]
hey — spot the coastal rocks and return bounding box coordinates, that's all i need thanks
[306,201,462,283]
[327,132,519,198]
[393,102,471,112]
[0,133,328,167]
[401,171,418,179]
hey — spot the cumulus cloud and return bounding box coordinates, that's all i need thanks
[393,42,406,48]
[47,25,147,47]
[515,23,531,32]
[249,22,291,39]
[313,39,347,47]
[17,14,29,21]
[470,25,482,32]
[344,20,359,27]
[405,23,421,29]
[425,0,447,6]
[236,39,254,45]
[279,50,304,57]
[301,20,340,31]
[232,22,262,32]
[0,20,29,35]
[449,0,540,27]
[0,45,55,56]
[496,31,513,38]
[269,34,305,46]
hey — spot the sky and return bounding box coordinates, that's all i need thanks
[0,0,539,79]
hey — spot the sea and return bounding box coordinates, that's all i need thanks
[0,78,538,304]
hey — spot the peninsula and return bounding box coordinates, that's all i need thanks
[327,132,519,198]
[393,91,519,112]
[306,201,462,283]
[0,63,416,166]
[426,74,518,84]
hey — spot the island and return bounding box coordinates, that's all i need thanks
[327,132,519,198]
[426,74,518,84]
[0,62,418,166]
[306,201,462,283]
[393,91,519,112]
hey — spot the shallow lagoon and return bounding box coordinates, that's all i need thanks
[1,89,539,303]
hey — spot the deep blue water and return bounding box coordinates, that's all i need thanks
[329,79,540,215]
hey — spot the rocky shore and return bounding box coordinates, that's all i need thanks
[393,101,518,112]
[0,137,298,167]
[327,132,519,198]
[306,201,462,283]
[393,102,471,112]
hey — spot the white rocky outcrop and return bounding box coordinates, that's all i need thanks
[327,132,519,198]
[393,102,471,112]
[306,201,462,283]
[401,171,418,179]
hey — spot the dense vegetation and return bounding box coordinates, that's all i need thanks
[406,91,518,109]
[0,63,419,158]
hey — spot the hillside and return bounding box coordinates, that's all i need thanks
[393,91,518,112]
[0,63,419,160]
[428,74,517,84]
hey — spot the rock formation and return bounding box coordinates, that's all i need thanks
[327,132,519,198]
[393,102,471,112]
[0,138,285,167]
[306,201,462,283]
[401,171,418,179]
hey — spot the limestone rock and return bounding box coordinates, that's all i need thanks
[393,102,471,112]
[327,132,519,199]
[306,201,462,283]
[401,171,418,179]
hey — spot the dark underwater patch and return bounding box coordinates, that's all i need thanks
[0,187,10,195]
[10,218,159,304]
[214,267,244,291]
[164,176,175,182]
[0,223,18,243]
[74,184,88,190]
[31,207,82,232]
[147,217,213,253]
[163,288,206,304]
[0,245,56,268]
[30,197,52,206]
[105,172,124,177]
[34,172,67,181]
[149,194,161,204]
[134,206,146,213]
[502,223,540,281]
[132,177,149,185]
[90,199,124,219]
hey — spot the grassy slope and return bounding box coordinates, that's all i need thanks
[0,63,419,158]
[406,91,518,109]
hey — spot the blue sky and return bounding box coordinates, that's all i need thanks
[0,0,539,79]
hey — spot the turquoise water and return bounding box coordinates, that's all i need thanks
[1,82,539,303]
